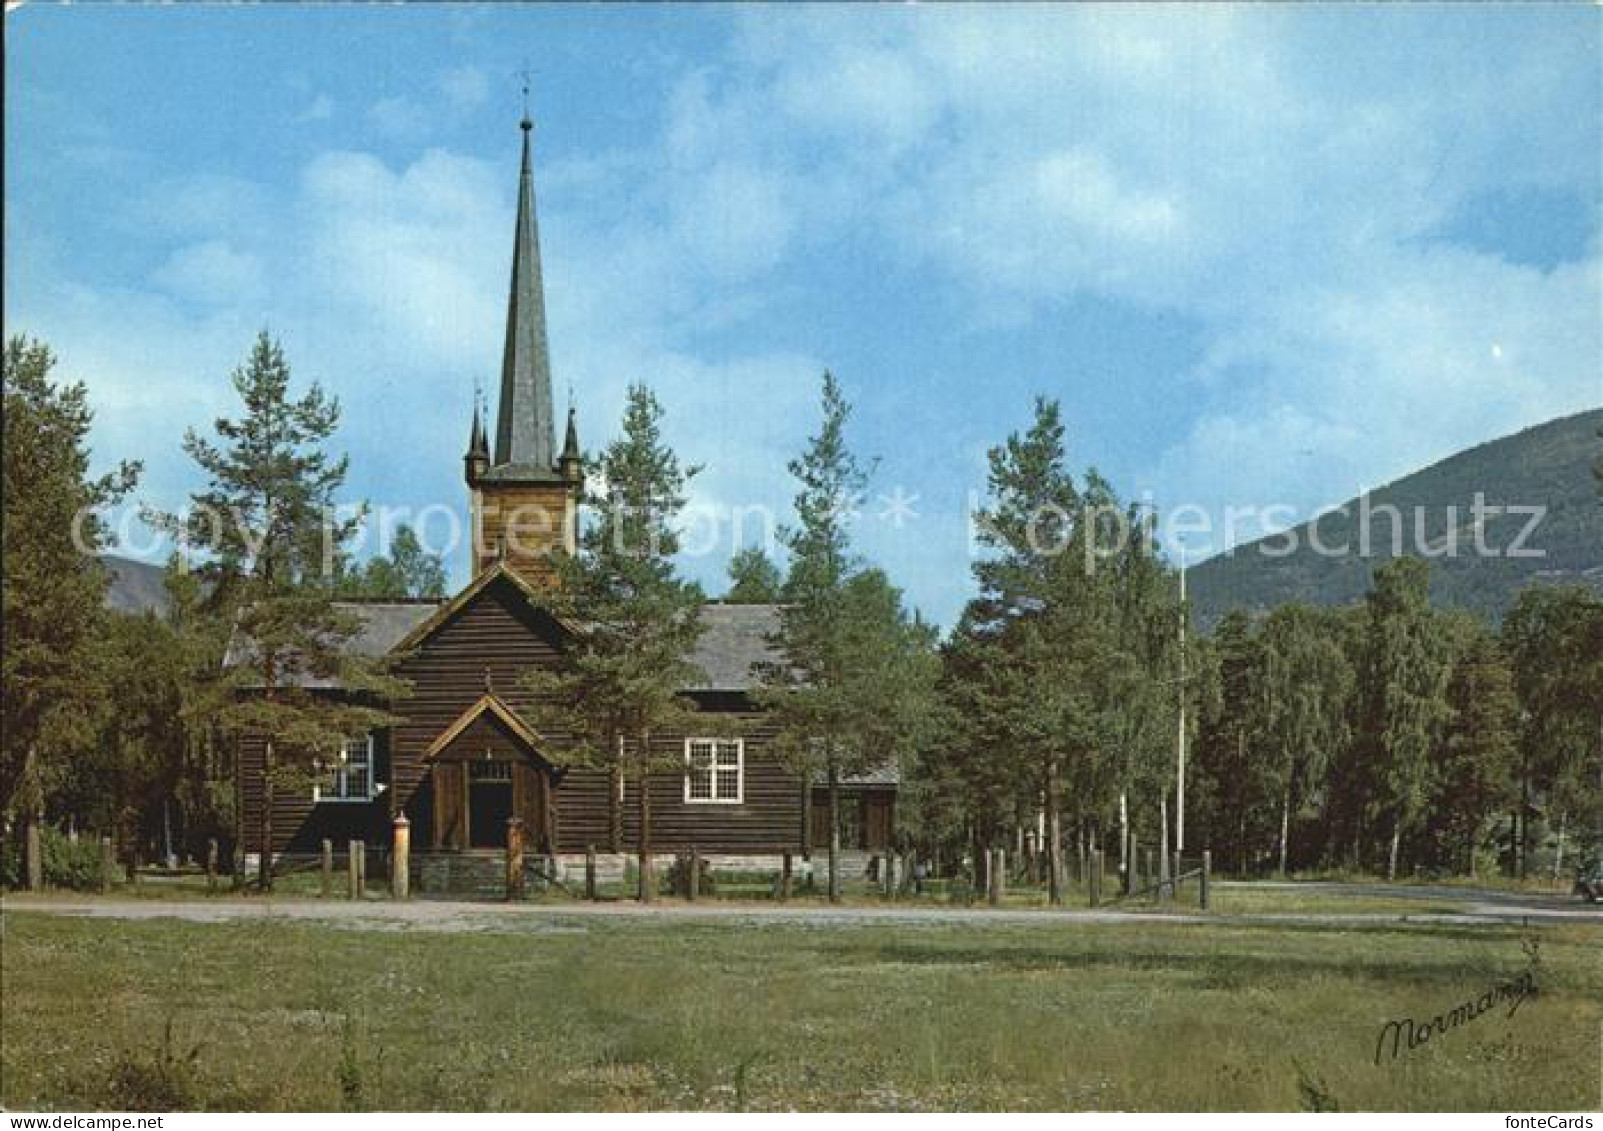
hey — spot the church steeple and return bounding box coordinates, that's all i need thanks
[493,113,557,475]
[466,110,581,587]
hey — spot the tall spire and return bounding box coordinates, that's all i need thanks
[492,112,557,474]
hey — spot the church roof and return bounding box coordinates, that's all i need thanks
[226,580,783,693]
[683,603,783,691]
[491,115,560,482]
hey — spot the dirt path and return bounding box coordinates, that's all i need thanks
[4,889,1597,932]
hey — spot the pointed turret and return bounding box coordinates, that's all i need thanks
[464,398,489,484]
[492,114,558,477]
[559,405,582,485]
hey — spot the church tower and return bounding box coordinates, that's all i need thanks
[466,112,582,586]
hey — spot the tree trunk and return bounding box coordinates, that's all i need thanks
[162,798,175,869]
[1551,811,1566,884]
[1117,789,1130,894]
[1387,818,1401,882]
[636,740,653,903]
[258,741,274,892]
[1277,782,1291,878]
[1045,757,1064,906]
[827,759,841,904]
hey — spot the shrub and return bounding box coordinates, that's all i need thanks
[664,853,716,897]
[2,826,109,891]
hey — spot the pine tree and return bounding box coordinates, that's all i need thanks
[2,337,139,832]
[967,397,1107,903]
[759,373,936,901]
[153,332,404,890]
[724,546,784,604]
[524,383,706,902]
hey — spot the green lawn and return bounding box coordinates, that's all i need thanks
[2,910,1597,1111]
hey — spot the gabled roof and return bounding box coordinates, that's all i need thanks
[389,561,581,655]
[424,692,552,760]
[225,572,783,693]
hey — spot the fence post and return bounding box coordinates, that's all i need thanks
[100,835,114,894]
[505,818,525,901]
[585,845,598,901]
[780,852,793,901]
[346,840,360,900]
[1201,850,1211,911]
[357,840,367,896]
[1172,851,1182,904]
[206,839,219,892]
[988,848,1004,906]
[1088,848,1100,907]
[391,815,410,900]
[688,845,700,901]
[321,839,333,898]
[25,819,42,892]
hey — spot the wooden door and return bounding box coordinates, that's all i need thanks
[433,762,466,848]
[864,795,892,849]
[512,762,549,851]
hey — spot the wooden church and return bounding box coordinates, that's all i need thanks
[236,117,896,887]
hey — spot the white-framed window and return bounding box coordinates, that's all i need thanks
[314,734,376,803]
[684,738,744,804]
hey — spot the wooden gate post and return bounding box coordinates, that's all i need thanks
[357,840,367,896]
[1171,851,1182,903]
[321,839,334,898]
[1088,848,1100,907]
[505,817,525,901]
[688,845,700,901]
[1200,850,1211,911]
[100,835,114,894]
[391,815,410,900]
[988,848,1004,905]
[25,819,42,892]
[780,852,793,901]
[206,839,219,892]
[585,845,598,901]
[347,840,361,900]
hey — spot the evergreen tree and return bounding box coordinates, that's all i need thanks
[1,337,139,831]
[524,383,706,902]
[967,397,1103,902]
[759,373,936,901]
[724,546,784,604]
[154,332,404,890]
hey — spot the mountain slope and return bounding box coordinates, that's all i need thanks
[103,554,170,617]
[1188,407,1603,628]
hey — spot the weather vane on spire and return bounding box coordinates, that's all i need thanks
[519,63,532,129]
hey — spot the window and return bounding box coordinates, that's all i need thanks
[684,738,743,804]
[314,735,376,803]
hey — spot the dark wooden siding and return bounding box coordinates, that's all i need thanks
[245,575,815,856]
[238,714,391,855]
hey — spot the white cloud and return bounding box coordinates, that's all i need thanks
[440,66,489,112]
[151,240,265,306]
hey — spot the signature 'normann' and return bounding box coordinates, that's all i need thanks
[1373,970,1538,1064]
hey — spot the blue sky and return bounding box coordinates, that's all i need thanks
[7,4,1600,629]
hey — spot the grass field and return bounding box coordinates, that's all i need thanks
[2,907,1597,1111]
